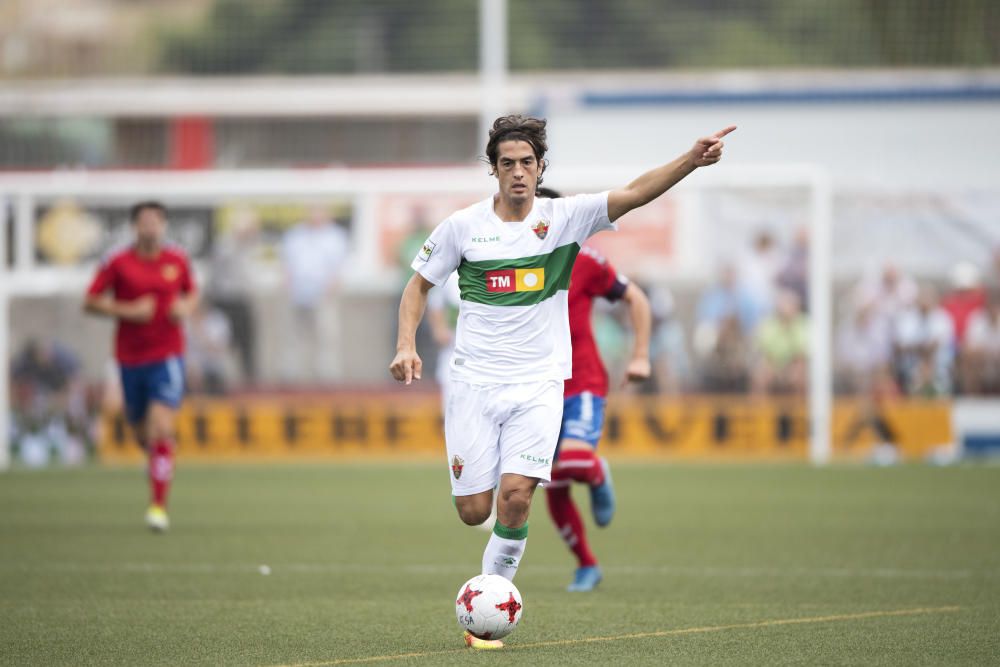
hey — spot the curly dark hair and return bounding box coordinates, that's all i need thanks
[483,114,548,184]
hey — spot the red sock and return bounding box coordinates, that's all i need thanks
[551,449,605,486]
[149,439,175,508]
[546,485,598,568]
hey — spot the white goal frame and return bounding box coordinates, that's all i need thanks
[0,163,833,470]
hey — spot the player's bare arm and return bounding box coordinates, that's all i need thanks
[621,282,653,387]
[607,125,736,222]
[390,272,435,384]
[84,293,156,323]
[168,291,199,322]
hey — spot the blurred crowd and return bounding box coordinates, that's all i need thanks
[596,229,1000,400]
[592,228,812,397]
[10,215,1000,465]
[7,205,352,465]
[836,257,1000,399]
[192,203,351,391]
[9,339,92,466]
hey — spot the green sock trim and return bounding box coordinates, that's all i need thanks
[493,520,528,540]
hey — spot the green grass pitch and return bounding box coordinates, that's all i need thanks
[1,462,998,665]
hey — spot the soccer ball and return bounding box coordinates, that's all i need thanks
[455,574,523,640]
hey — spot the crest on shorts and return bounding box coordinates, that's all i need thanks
[531,220,549,240]
[451,455,464,480]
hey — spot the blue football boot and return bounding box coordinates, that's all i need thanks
[567,566,603,592]
[589,457,616,527]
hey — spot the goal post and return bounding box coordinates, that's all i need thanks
[0,164,835,469]
[678,164,835,465]
[1,195,8,471]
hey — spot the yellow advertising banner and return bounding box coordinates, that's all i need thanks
[98,394,953,463]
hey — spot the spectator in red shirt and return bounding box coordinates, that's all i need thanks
[959,288,1000,394]
[84,201,198,532]
[941,261,986,347]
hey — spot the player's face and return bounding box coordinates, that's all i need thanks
[133,207,166,248]
[493,140,540,205]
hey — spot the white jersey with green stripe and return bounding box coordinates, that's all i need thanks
[411,192,615,384]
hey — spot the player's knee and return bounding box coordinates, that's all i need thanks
[147,420,175,443]
[457,508,490,526]
[456,503,491,526]
[498,487,533,522]
[454,495,492,526]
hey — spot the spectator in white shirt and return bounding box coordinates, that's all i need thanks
[893,285,955,396]
[281,206,351,382]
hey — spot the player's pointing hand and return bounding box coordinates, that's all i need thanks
[690,125,736,168]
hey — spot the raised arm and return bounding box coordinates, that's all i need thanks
[620,282,653,386]
[607,125,736,222]
[389,272,436,384]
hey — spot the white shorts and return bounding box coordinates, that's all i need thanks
[444,379,563,496]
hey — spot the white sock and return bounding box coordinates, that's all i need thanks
[482,522,528,581]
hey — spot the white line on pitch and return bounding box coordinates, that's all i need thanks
[272,606,963,667]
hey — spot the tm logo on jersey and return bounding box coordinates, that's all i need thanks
[485,268,545,293]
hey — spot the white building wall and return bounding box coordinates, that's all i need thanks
[546,100,1000,190]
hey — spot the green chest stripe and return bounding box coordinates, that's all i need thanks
[457,242,580,306]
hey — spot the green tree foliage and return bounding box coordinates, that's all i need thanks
[159,0,477,74]
[158,0,999,74]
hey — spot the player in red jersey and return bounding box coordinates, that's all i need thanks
[84,201,198,532]
[537,187,652,591]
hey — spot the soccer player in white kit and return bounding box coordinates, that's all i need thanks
[390,115,734,649]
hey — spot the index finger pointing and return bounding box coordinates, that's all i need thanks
[713,125,737,139]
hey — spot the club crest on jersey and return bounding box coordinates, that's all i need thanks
[451,455,464,480]
[161,264,180,282]
[531,220,549,240]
